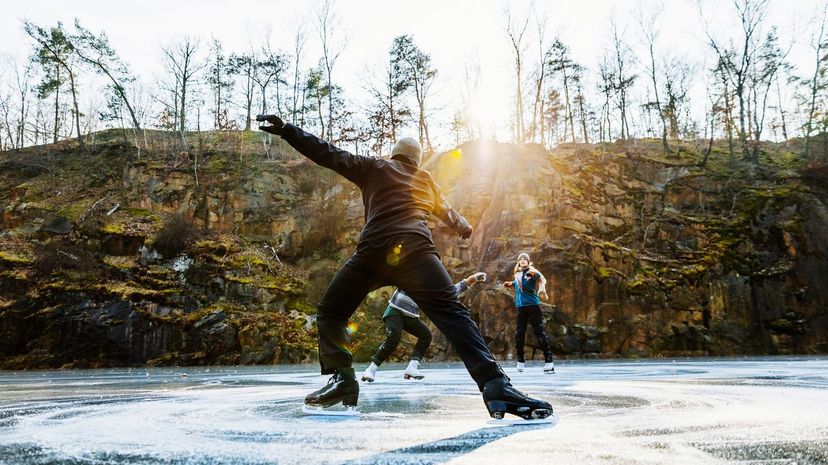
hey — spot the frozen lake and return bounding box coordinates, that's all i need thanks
[1,357,827,464]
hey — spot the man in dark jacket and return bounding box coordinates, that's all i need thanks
[258,115,553,420]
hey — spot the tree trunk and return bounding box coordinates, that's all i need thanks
[245,72,253,131]
[326,65,333,141]
[562,69,574,142]
[67,68,84,148]
[53,64,60,144]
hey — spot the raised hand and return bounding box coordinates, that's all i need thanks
[256,114,285,135]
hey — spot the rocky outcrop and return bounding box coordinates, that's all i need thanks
[0,134,826,368]
[425,141,828,358]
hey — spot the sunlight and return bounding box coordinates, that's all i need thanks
[466,80,509,139]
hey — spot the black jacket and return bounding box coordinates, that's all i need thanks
[279,123,472,248]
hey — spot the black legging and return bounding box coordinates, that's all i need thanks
[371,314,433,365]
[515,305,553,363]
[315,236,504,391]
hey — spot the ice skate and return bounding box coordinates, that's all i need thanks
[304,367,359,410]
[482,376,554,421]
[543,361,555,374]
[403,359,424,380]
[361,362,378,383]
[515,361,525,372]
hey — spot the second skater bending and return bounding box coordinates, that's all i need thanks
[362,271,487,382]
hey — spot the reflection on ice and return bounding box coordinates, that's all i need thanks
[1,357,827,464]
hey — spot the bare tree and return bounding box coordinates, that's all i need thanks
[639,6,670,155]
[747,27,789,161]
[772,68,792,141]
[316,0,348,141]
[610,19,637,141]
[803,3,828,159]
[228,51,255,131]
[252,46,287,116]
[206,38,234,130]
[161,36,205,138]
[1,56,33,149]
[598,55,615,142]
[504,4,530,143]
[712,53,737,160]
[290,23,307,125]
[529,13,551,144]
[452,56,482,143]
[663,59,692,141]
[700,72,720,168]
[364,53,411,153]
[701,0,771,162]
[0,65,11,150]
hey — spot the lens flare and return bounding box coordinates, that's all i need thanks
[346,322,358,335]
[386,243,403,266]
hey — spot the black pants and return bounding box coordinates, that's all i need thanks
[515,305,553,363]
[315,237,503,390]
[371,314,432,365]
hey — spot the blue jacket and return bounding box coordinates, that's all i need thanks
[512,268,545,308]
[383,280,470,319]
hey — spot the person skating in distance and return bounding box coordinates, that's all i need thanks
[362,271,487,382]
[258,114,553,420]
[502,252,555,374]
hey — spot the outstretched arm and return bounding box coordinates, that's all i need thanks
[530,268,548,300]
[431,181,472,239]
[454,272,487,298]
[258,115,374,186]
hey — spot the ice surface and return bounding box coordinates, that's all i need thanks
[1,357,827,464]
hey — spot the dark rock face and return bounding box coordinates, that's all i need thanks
[1,139,826,368]
[424,141,828,358]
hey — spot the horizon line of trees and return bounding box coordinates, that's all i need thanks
[1,0,828,165]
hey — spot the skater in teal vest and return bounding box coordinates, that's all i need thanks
[502,252,555,374]
[361,271,487,382]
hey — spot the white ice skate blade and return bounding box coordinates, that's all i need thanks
[301,404,360,417]
[484,413,558,428]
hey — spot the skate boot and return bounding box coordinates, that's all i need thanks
[304,367,359,408]
[482,376,554,420]
[543,361,555,374]
[516,362,525,372]
[361,362,378,383]
[404,359,424,380]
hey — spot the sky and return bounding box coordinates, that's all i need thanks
[0,0,823,148]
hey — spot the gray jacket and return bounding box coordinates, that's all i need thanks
[386,280,470,318]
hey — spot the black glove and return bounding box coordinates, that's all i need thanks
[459,222,473,239]
[257,114,285,135]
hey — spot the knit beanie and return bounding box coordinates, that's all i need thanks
[391,137,422,166]
[517,252,531,263]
